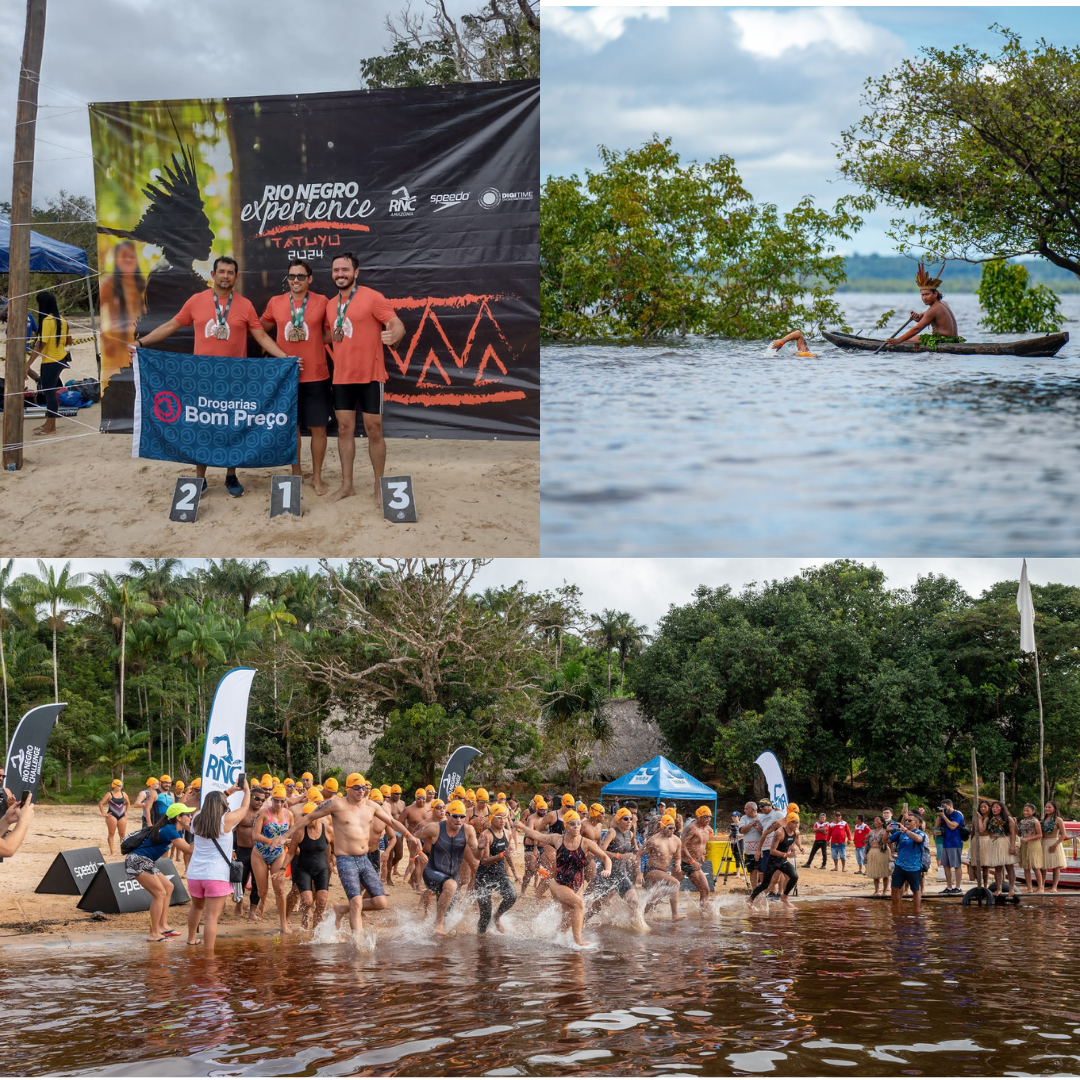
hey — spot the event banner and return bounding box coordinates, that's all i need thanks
[200,668,256,808]
[4,703,66,803]
[89,81,539,439]
[438,745,482,804]
[133,349,297,468]
[754,751,790,812]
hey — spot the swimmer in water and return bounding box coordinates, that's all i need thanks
[415,799,480,935]
[748,811,802,909]
[591,807,648,930]
[680,806,716,912]
[515,809,612,946]
[251,785,295,932]
[520,796,551,896]
[397,788,432,890]
[770,330,817,358]
[284,799,335,928]
[475,803,517,933]
[642,814,687,922]
[581,803,605,890]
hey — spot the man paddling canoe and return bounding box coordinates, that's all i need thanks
[884,262,961,347]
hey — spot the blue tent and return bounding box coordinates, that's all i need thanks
[0,214,90,273]
[601,754,717,808]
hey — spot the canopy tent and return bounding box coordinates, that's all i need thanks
[601,754,717,808]
[0,215,90,273]
[0,214,100,383]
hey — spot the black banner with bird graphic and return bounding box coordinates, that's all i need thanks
[89,81,539,439]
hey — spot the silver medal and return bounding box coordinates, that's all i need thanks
[287,325,304,342]
[215,323,229,340]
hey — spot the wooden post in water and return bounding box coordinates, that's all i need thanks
[2,0,47,472]
[1035,650,1046,806]
[971,748,981,878]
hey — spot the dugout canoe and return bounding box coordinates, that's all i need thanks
[822,330,1069,357]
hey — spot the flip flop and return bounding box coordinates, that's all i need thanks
[187,938,203,946]
[161,930,181,937]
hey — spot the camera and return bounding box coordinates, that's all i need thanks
[936,804,948,813]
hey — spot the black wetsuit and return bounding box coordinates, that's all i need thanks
[749,828,799,900]
[294,823,330,893]
[234,844,261,908]
[476,829,517,933]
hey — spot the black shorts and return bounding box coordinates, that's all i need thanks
[298,378,332,429]
[423,865,456,897]
[333,381,384,415]
[681,861,700,877]
[293,861,331,894]
[744,854,760,873]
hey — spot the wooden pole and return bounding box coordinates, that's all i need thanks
[1035,649,1046,806]
[2,0,47,472]
[971,747,981,874]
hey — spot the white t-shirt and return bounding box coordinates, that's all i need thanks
[186,822,235,882]
[758,810,784,852]
[739,813,764,856]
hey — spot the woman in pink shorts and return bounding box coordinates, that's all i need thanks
[185,780,251,956]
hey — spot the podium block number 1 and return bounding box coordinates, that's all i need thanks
[270,476,302,519]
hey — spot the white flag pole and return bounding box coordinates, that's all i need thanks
[1017,560,1044,805]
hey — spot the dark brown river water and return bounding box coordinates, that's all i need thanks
[2,896,1079,1075]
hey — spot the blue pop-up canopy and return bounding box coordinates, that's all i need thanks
[601,754,717,807]
[0,214,90,273]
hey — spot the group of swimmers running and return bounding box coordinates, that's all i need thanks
[109,773,746,949]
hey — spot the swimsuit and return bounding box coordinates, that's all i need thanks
[423,820,466,896]
[254,817,289,863]
[294,823,331,894]
[476,830,517,933]
[749,829,799,900]
[595,828,635,898]
[554,840,589,890]
[107,795,126,820]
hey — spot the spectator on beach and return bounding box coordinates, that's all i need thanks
[866,816,891,896]
[890,810,927,915]
[852,815,870,875]
[804,813,829,869]
[829,811,852,872]
[0,799,34,858]
[1017,803,1044,894]
[738,802,764,887]
[936,800,965,895]
[1042,800,1068,892]
[25,291,72,438]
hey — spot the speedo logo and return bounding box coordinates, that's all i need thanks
[431,191,469,212]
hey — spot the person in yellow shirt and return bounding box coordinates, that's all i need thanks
[26,291,72,436]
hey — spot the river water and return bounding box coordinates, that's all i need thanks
[3,895,1080,1075]
[541,293,1080,555]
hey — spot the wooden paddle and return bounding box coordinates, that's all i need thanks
[873,315,915,354]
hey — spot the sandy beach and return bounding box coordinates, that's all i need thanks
[2,805,941,946]
[1,339,539,557]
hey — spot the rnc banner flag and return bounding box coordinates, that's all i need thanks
[5,703,66,803]
[200,668,257,808]
[754,751,790,812]
[133,348,298,468]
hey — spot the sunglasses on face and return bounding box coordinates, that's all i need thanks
[450,813,466,820]
[286,273,309,281]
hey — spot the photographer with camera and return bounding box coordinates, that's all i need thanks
[935,799,965,894]
[0,798,36,859]
[890,810,928,915]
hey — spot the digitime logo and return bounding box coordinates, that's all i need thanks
[478,187,534,210]
[389,185,418,217]
[431,191,469,213]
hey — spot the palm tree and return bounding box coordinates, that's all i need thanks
[87,728,150,784]
[541,659,612,791]
[89,571,157,730]
[249,598,299,772]
[162,598,229,734]
[126,558,185,606]
[613,613,648,693]
[205,559,273,617]
[0,559,32,752]
[17,560,92,703]
[590,608,624,695]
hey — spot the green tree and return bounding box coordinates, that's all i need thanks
[838,28,1080,277]
[87,728,150,784]
[976,259,1063,333]
[17,561,92,703]
[540,659,611,791]
[542,137,864,340]
[359,0,539,87]
[370,703,479,789]
[249,598,299,774]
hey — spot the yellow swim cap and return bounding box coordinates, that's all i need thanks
[447,800,467,815]
[302,801,317,815]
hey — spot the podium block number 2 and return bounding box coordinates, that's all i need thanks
[381,475,417,522]
[169,478,202,522]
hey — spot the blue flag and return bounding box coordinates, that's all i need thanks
[132,348,299,468]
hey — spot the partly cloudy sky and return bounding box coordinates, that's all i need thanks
[0,0,476,206]
[11,558,1077,634]
[542,6,1080,254]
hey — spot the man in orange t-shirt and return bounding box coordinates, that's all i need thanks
[131,256,290,497]
[260,261,332,495]
[323,252,405,504]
